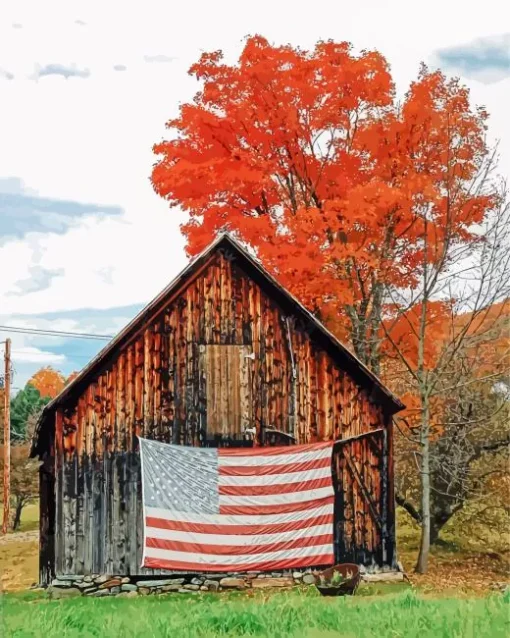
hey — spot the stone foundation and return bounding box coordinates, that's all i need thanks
[46,565,404,599]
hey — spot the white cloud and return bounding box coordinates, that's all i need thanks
[32,62,91,80]
[0,313,124,388]
[0,67,14,80]
[143,55,176,64]
[12,346,66,364]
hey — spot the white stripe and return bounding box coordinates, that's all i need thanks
[139,437,148,569]
[144,543,332,566]
[218,465,331,486]
[218,486,334,506]
[145,524,332,546]
[218,447,332,467]
[145,503,333,525]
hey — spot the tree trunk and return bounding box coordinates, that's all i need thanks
[415,403,431,573]
[429,499,464,545]
[430,523,442,546]
[12,498,24,531]
[346,308,382,376]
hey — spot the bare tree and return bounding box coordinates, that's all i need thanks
[382,169,510,573]
[0,410,41,531]
[395,370,509,547]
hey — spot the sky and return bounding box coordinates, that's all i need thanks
[0,0,509,391]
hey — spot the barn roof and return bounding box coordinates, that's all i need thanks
[30,233,404,457]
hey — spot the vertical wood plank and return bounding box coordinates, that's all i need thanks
[134,337,143,441]
[240,346,251,432]
[126,345,134,451]
[143,328,151,439]
[117,353,125,452]
[221,346,228,436]
[75,454,85,574]
[83,455,93,573]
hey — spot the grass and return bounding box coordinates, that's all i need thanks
[1,502,509,636]
[14,502,39,533]
[2,587,509,638]
[1,503,508,594]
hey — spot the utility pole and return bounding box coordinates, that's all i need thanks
[2,338,11,534]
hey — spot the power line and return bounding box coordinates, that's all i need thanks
[0,325,113,341]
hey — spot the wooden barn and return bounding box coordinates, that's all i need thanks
[30,233,404,585]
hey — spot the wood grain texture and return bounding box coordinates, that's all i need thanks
[201,345,253,440]
[40,249,396,581]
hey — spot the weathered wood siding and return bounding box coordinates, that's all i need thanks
[44,250,394,579]
[58,253,386,456]
[201,345,253,437]
[332,429,394,567]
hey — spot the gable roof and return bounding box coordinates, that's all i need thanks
[31,233,404,457]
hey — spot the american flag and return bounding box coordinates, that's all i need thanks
[139,438,335,572]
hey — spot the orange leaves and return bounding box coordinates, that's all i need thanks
[65,371,80,386]
[28,366,65,400]
[383,300,453,370]
[151,35,498,366]
[384,299,509,407]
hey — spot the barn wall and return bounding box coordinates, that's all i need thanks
[47,251,394,579]
[332,428,395,568]
[59,252,385,457]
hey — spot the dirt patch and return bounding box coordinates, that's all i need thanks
[399,547,510,596]
[0,530,38,545]
[0,533,39,592]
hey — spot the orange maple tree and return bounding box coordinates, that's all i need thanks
[151,36,509,574]
[151,36,496,372]
[65,371,80,386]
[28,366,65,400]
[385,300,509,436]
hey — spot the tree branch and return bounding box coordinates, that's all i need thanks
[396,493,423,523]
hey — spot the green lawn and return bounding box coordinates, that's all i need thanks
[15,502,39,533]
[2,503,508,636]
[2,587,509,638]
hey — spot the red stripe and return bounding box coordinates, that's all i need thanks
[146,533,332,556]
[219,476,332,496]
[146,513,334,536]
[219,496,334,516]
[219,457,331,476]
[218,442,332,457]
[143,554,334,572]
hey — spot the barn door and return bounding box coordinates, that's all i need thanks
[332,429,389,566]
[199,345,253,446]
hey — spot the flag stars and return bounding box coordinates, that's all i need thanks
[142,442,220,515]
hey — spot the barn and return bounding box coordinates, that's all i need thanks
[30,233,404,586]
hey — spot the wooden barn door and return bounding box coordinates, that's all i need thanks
[199,345,253,446]
[332,429,392,567]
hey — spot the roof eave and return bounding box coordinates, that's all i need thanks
[222,234,405,414]
[39,232,229,416]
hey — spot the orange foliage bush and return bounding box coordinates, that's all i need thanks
[28,367,65,400]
